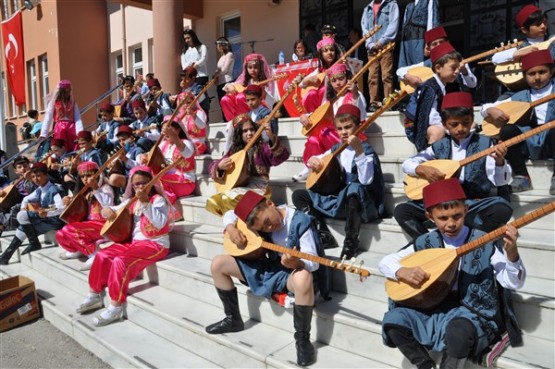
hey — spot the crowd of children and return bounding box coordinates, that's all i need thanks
[2,4,552,367]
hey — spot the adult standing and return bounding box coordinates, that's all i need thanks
[398,0,440,68]
[213,37,235,104]
[361,0,399,111]
[181,29,210,115]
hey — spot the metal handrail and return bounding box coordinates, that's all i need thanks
[0,83,123,172]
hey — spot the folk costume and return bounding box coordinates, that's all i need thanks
[40,80,83,152]
[174,92,208,155]
[380,179,525,368]
[56,162,115,258]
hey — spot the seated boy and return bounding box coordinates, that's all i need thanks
[0,156,36,236]
[0,162,65,264]
[404,42,462,151]
[380,178,525,369]
[223,84,278,154]
[396,92,513,239]
[292,104,385,259]
[108,126,145,189]
[482,49,555,194]
[205,190,321,367]
[397,26,477,92]
[130,99,161,152]
[95,102,120,157]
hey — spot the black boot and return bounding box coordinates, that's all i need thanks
[400,219,429,241]
[205,287,244,334]
[294,305,315,367]
[440,351,466,369]
[0,237,23,265]
[20,224,42,255]
[386,326,436,369]
[341,198,362,260]
[316,221,338,249]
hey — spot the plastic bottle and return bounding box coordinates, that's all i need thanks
[278,50,285,65]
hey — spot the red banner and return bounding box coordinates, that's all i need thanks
[273,58,319,117]
[2,11,25,106]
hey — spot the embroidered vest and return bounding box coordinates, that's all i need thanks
[184,114,207,141]
[130,195,170,238]
[330,141,386,216]
[87,195,104,221]
[431,133,492,198]
[160,140,196,173]
[54,100,75,122]
[38,183,66,209]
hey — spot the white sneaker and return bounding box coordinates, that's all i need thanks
[80,253,96,271]
[59,251,83,260]
[92,305,123,327]
[76,293,103,314]
[292,167,310,182]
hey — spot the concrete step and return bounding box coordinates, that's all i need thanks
[1,236,552,368]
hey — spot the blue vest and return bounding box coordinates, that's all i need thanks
[431,133,492,198]
[37,182,66,209]
[331,141,385,217]
[80,148,103,168]
[404,0,439,28]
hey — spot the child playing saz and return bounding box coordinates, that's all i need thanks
[205,190,321,367]
[380,178,525,369]
[293,104,385,259]
[396,92,513,239]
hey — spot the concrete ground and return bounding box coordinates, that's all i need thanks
[0,318,110,369]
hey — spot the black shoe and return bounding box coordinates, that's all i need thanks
[205,287,244,334]
[0,237,23,265]
[319,229,338,249]
[19,224,42,255]
[294,305,315,367]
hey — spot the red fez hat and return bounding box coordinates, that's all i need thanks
[51,138,65,148]
[116,125,133,136]
[77,161,99,174]
[181,66,197,78]
[77,130,93,141]
[441,92,473,110]
[515,5,542,28]
[430,42,456,64]
[521,49,554,71]
[245,84,262,95]
[147,78,161,88]
[32,162,48,171]
[336,104,361,120]
[234,191,266,223]
[423,178,466,210]
[99,102,114,113]
[424,26,448,45]
[130,99,146,110]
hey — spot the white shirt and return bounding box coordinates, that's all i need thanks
[491,37,544,65]
[40,102,83,138]
[378,226,526,290]
[21,182,64,217]
[396,61,478,88]
[310,146,376,186]
[216,53,235,84]
[402,132,511,186]
[481,82,553,125]
[181,44,208,77]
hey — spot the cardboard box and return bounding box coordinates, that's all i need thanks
[0,276,41,332]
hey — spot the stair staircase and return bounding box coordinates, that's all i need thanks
[1,110,553,368]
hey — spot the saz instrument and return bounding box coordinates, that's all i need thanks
[302,42,396,137]
[495,36,555,90]
[100,157,184,242]
[146,77,217,173]
[400,40,522,94]
[300,24,382,99]
[481,92,555,136]
[233,73,287,94]
[60,147,125,223]
[403,120,555,200]
[386,200,555,309]
[306,90,408,195]
[224,220,370,277]
[214,74,303,193]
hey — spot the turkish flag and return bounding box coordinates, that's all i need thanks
[273,58,319,117]
[2,10,25,105]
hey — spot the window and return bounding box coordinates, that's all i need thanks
[39,54,49,109]
[114,52,123,84]
[221,13,241,79]
[27,59,37,110]
[130,45,143,79]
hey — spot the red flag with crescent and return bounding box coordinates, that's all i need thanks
[2,10,26,105]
